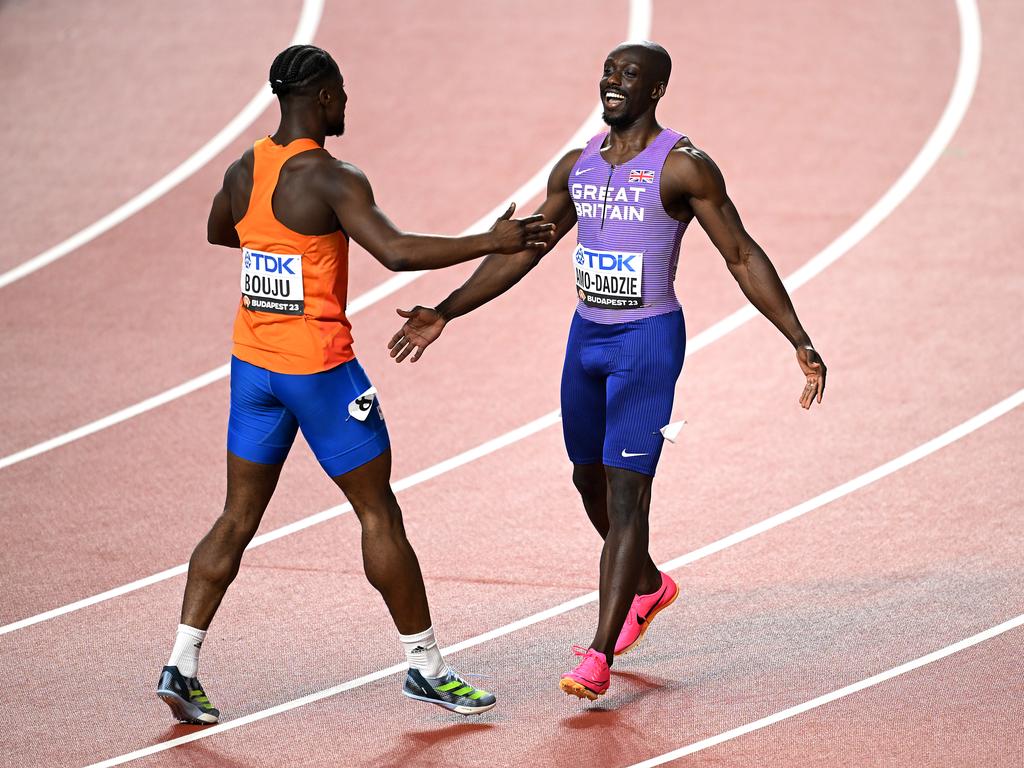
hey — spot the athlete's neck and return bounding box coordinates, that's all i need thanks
[271,112,327,148]
[605,113,663,156]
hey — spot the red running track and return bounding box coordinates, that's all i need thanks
[0,0,1021,766]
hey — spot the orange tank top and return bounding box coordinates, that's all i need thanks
[231,137,354,374]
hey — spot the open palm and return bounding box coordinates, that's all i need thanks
[388,306,447,363]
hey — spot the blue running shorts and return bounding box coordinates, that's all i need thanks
[560,309,685,476]
[227,356,390,477]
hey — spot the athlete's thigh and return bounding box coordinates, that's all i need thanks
[602,311,686,476]
[561,314,607,465]
[271,358,390,477]
[227,356,299,465]
[329,448,397,519]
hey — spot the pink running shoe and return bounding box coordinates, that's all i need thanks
[614,572,679,656]
[559,646,610,700]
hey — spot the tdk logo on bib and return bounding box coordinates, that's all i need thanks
[241,248,304,315]
[573,244,644,309]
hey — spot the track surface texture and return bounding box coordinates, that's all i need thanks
[1,1,1021,767]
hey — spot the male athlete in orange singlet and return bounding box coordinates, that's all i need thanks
[156,45,554,723]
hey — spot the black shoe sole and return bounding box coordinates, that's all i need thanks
[158,690,219,725]
[401,688,496,716]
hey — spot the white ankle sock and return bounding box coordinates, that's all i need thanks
[168,624,207,678]
[399,626,447,679]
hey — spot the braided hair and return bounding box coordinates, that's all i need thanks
[269,45,339,97]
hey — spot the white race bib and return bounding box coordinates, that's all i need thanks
[240,248,304,315]
[573,244,643,309]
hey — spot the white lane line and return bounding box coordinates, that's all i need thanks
[0,409,561,636]
[0,0,980,632]
[83,386,1024,768]
[625,614,1024,767]
[0,365,231,471]
[0,63,609,474]
[0,0,655,629]
[0,0,325,291]
[0,0,980,472]
[683,0,981,360]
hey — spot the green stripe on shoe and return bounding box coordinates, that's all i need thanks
[469,689,490,700]
[436,681,464,692]
[452,685,474,696]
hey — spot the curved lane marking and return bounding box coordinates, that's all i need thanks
[0,0,977,470]
[0,0,325,290]
[0,0,980,636]
[0,58,611,472]
[0,1,650,631]
[85,383,1023,767]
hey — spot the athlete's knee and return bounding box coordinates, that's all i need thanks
[353,493,407,537]
[572,464,606,500]
[605,468,652,525]
[214,503,264,543]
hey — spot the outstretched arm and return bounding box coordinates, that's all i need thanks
[316,161,554,271]
[387,149,581,362]
[665,146,826,408]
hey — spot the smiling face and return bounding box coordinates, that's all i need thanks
[600,43,671,128]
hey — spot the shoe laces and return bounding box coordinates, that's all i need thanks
[437,670,491,698]
[570,645,608,677]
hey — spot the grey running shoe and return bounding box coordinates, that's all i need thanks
[402,668,496,715]
[157,665,220,724]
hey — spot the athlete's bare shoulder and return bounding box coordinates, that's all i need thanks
[548,147,585,192]
[304,154,376,203]
[223,147,255,194]
[662,136,726,200]
[220,148,257,222]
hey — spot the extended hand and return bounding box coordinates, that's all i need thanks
[489,202,556,254]
[388,306,447,363]
[796,346,827,409]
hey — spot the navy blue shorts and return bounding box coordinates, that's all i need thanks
[227,356,390,477]
[560,309,685,476]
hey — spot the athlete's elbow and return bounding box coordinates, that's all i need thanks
[380,250,412,272]
[375,238,419,271]
[207,230,239,248]
[723,241,755,268]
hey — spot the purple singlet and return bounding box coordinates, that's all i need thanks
[568,129,688,324]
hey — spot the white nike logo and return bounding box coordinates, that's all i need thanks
[621,450,648,458]
[574,167,594,176]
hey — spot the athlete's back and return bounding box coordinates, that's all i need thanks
[230,137,354,374]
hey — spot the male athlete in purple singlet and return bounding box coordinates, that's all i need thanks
[388,41,827,700]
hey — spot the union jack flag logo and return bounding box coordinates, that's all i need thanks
[628,169,655,183]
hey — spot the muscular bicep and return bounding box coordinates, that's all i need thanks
[207,163,241,248]
[533,190,577,254]
[672,149,755,264]
[320,163,404,259]
[536,148,581,252]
